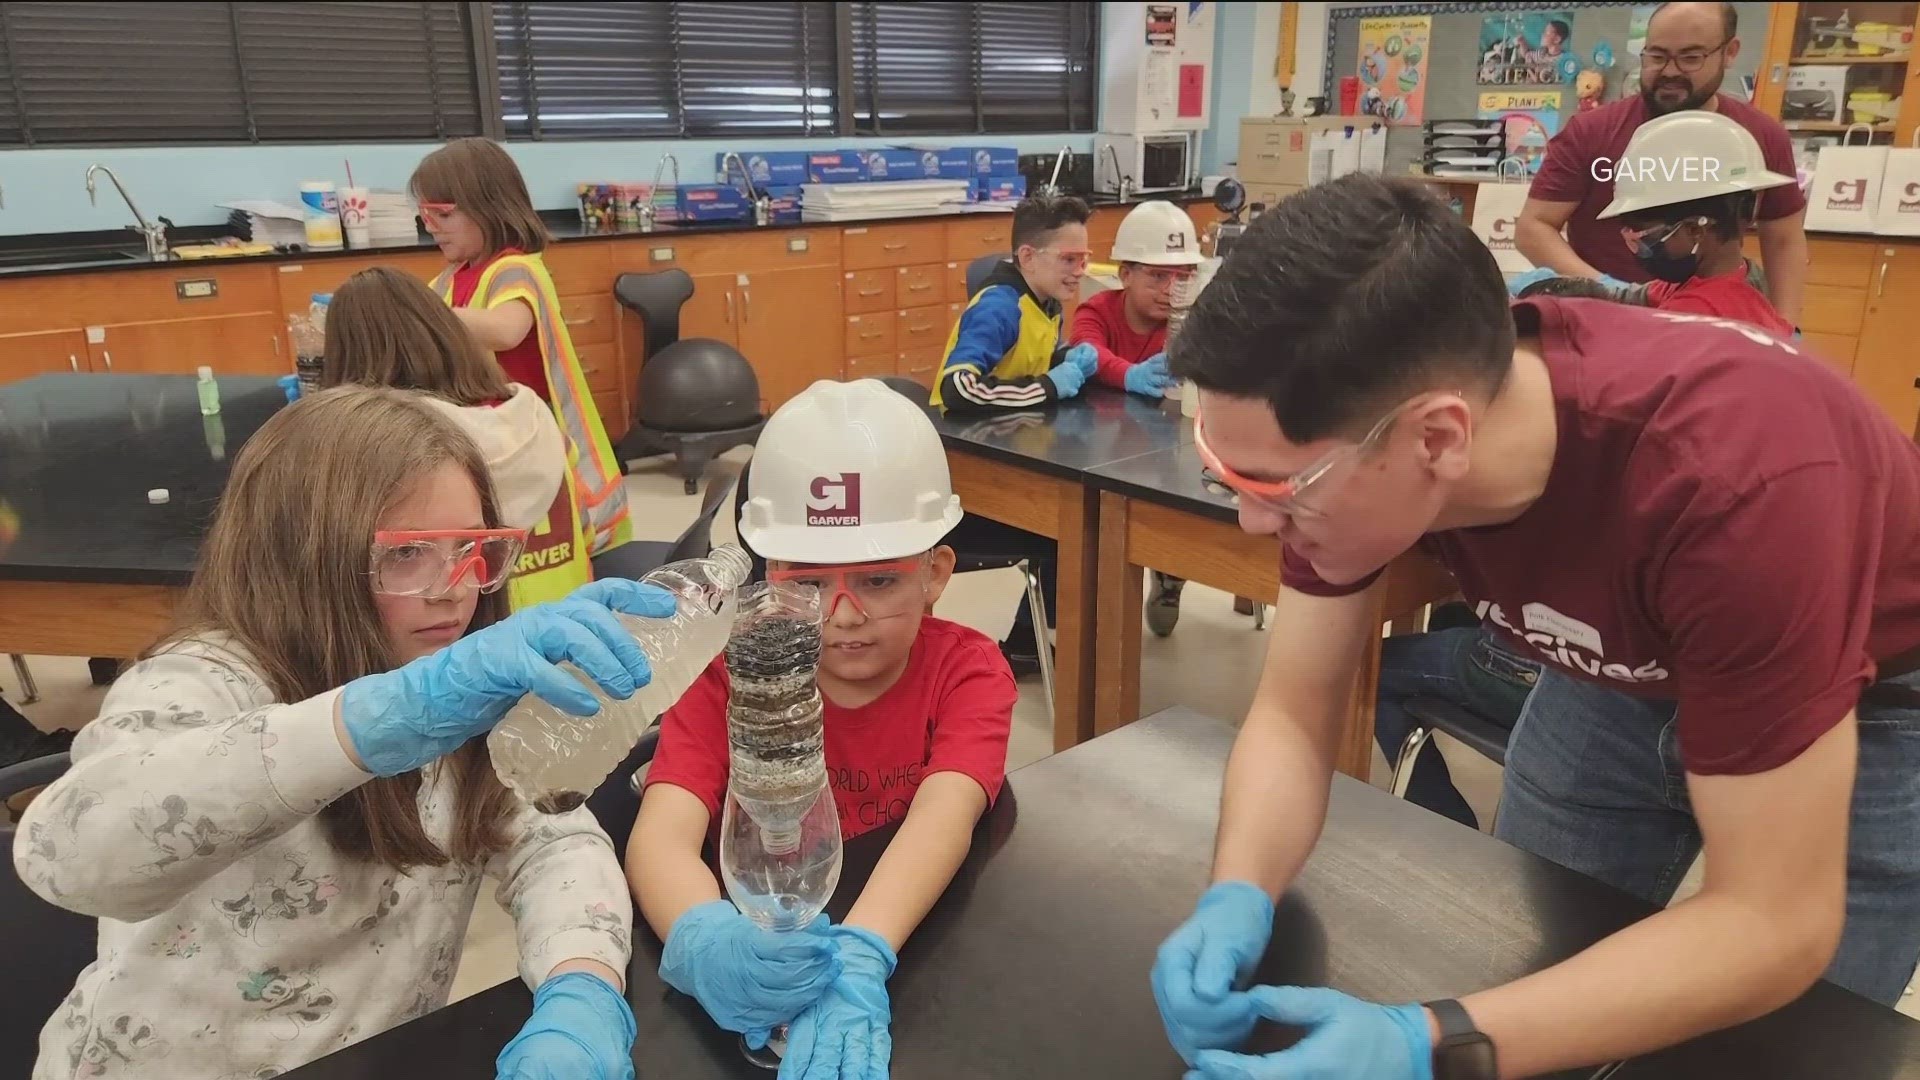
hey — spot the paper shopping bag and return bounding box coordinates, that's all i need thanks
[1806,125,1889,233]
[1874,130,1920,236]
[1471,169,1534,274]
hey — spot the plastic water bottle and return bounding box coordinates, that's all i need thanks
[488,544,753,813]
[719,581,842,932]
[196,366,220,416]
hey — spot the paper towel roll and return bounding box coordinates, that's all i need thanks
[300,181,343,251]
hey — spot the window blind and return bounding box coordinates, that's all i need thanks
[850,1,1097,136]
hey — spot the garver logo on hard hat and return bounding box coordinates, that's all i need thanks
[1166,231,1188,252]
[807,473,862,526]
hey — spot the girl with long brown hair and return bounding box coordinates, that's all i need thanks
[412,137,632,558]
[16,387,669,1080]
[324,266,566,536]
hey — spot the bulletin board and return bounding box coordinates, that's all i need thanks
[1323,2,1770,177]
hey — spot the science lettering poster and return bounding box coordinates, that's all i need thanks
[1356,14,1430,126]
[1478,90,1564,174]
[1478,10,1579,85]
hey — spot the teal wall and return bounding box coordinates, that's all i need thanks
[1201,1,1259,172]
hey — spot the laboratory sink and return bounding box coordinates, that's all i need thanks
[0,248,145,270]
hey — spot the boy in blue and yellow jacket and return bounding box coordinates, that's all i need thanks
[932,195,1100,413]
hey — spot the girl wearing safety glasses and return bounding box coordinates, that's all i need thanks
[17,388,672,1080]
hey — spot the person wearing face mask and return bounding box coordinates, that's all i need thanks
[1515,2,1807,326]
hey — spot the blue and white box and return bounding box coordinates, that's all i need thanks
[764,185,804,224]
[961,145,1019,177]
[721,151,809,188]
[676,184,750,222]
[862,148,938,180]
[973,175,1027,202]
[806,151,869,183]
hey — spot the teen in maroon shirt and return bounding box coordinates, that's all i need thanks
[1153,173,1920,1080]
[1517,2,1807,323]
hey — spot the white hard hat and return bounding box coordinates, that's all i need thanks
[1112,200,1204,265]
[739,380,963,564]
[1597,110,1796,219]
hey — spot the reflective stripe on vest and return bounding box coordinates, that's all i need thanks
[434,254,633,554]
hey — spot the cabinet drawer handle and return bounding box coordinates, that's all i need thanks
[907,282,933,292]
[907,323,935,333]
[981,232,1004,242]
[859,330,884,341]
[68,354,78,373]
[857,287,885,297]
[882,241,908,251]
[1878,259,1891,300]
[563,314,595,326]
[725,292,734,323]
[101,350,112,372]
[742,288,751,324]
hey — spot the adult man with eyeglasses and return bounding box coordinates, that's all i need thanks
[1516,2,1807,325]
[1149,171,1920,1080]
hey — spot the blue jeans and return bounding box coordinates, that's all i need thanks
[1376,629,1920,1006]
[1373,627,1538,829]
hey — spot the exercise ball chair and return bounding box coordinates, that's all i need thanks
[613,269,767,495]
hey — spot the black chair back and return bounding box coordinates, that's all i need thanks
[614,270,696,363]
[585,727,661,863]
[964,254,1009,298]
[0,753,97,1079]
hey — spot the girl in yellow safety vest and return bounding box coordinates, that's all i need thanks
[409,138,633,559]
[323,266,588,609]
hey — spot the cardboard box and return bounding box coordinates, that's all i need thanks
[973,175,1028,202]
[806,151,869,183]
[959,145,1020,176]
[1238,117,1354,186]
[721,151,809,188]
[862,148,939,180]
[764,185,804,224]
[1785,66,1848,124]
[676,184,750,222]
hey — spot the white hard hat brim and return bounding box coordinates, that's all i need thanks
[741,507,965,565]
[1122,250,1207,267]
[1596,168,1798,219]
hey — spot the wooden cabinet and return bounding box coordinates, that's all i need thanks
[843,269,895,314]
[736,265,844,408]
[557,294,614,347]
[842,223,944,270]
[845,311,897,358]
[681,272,741,345]
[895,264,946,307]
[845,353,898,381]
[945,218,1013,262]
[896,304,956,353]
[0,328,88,381]
[87,313,284,376]
[1856,244,1920,424]
[898,348,942,389]
[1756,3,1920,145]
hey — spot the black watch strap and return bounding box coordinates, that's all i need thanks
[1424,999,1498,1080]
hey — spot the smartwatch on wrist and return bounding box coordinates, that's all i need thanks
[1425,998,1497,1080]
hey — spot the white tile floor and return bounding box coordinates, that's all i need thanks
[7,448,1915,1013]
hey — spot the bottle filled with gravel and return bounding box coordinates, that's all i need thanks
[718,580,843,932]
[488,544,753,813]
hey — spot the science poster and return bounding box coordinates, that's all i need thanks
[1356,14,1430,126]
[1477,10,1579,85]
[1478,90,1564,174]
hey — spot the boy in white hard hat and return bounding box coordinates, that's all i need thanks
[1513,110,1796,338]
[630,379,1016,1080]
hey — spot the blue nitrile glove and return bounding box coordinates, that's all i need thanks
[496,971,637,1080]
[1152,881,1275,1066]
[1126,353,1176,398]
[1183,987,1432,1080]
[338,578,676,776]
[1063,341,1100,379]
[779,925,897,1080]
[659,900,842,1036]
[1505,267,1556,296]
[1045,361,1089,400]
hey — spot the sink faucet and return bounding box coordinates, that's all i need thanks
[85,165,167,260]
[1102,143,1133,202]
[641,152,680,233]
[719,152,772,226]
[1040,145,1075,198]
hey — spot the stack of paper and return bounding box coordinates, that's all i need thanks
[366,190,421,244]
[799,179,972,221]
[218,200,306,247]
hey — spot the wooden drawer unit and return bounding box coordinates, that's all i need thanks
[844,353,897,381]
[895,263,946,307]
[608,229,839,278]
[898,348,942,389]
[0,264,278,335]
[897,303,957,353]
[274,251,444,317]
[1801,332,1858,375]
[842,223,943,270]
[843,269,895,315]
[576,341,620,395]
[1745,234,1878,291]
[540,241,613,297]
[844,311,897,357]
[947,260,975,303]
[944,218,1013,262]
[557,294,614,346]
[1800,282,1868,336]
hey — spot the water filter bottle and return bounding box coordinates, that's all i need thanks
[718,581,843,931]
[488,544,753,813]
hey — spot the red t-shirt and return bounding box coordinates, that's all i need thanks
[1071,288,1167,390]
[645,617,1017,840]
[1530,95,1805,283]
[1644,267,1795,337]
[1283,297,1920,775]
[450,251,550,401]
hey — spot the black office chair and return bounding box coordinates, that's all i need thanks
[964,254,1009,298]
[613,270,766,495]
[589,458,742,583]
[1,752,97,1078]
[584,727,661,864]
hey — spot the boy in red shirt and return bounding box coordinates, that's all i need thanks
[1515,109,1796,339]
[629,379,1016,1080]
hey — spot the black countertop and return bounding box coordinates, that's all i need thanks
[0,190,1214,281]
[928,386,1194,483]
[1086,438,1240,525]
[0,374,286,585]
[280,706,1754,1080]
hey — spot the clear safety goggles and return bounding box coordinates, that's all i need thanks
[766,556,930,621]
[1026,246,1093,273]
[369,529,527,599]
[418,201,459,227]
[1133,265,1197,289]
[1192,395,1435,521]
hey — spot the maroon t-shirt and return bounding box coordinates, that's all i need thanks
[1283,297,1920,775]
[1530,95,1806,283]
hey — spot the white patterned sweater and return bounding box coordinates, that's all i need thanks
[12,638,633,1080]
